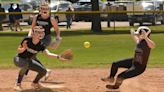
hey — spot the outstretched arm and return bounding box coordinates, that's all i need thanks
[43,49,70,61]
[43,49,59,59]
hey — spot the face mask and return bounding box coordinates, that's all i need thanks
[33,26,45,39]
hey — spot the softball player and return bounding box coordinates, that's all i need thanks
[28,2,61,48]
[101,26,156,89]
[26,2,62,80]
[13,26,64,91]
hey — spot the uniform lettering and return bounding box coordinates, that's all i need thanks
[27,48,38,54]
[37,21,48,26]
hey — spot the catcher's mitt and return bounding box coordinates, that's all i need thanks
[59,49,73,61]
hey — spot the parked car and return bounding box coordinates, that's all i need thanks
[127,1,164,26]
[73,0,107,22]
[107,1,133,21]
[50,1,74,23]
[20,0,41,10]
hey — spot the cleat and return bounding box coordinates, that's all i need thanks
[106,84,119,89]
[44,69,51,81]
[31,83,44,90]
[14,83,22,91]
[101,77,114,83]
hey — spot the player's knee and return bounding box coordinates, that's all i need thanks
[40,69,47,76]
[138,67,146,75]
[117,74,124,79]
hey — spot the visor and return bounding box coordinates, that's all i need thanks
[135,26,151,35]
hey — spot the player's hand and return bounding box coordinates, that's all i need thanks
[130,28,139,36]
[130,28,135,35]
[50,37,62,49]
[142,30,148,39]
[56,36,62,41]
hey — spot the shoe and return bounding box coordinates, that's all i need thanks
[106,84,119,89]
[101,77,114,83]
[31,83,44,89]
[14,83,22,91]
[44,69,51,81]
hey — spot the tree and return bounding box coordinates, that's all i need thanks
[91,0,102,32]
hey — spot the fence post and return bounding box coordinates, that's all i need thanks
[107,2,111,27]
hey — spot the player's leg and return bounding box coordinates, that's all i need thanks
[15,20,18,31]
[106,62,146,89]
[25,55,51,81]
[18,19,22,31]
[13,56,29,91]
[33,57,44,65]
[16,67,28,85]
[25,69,29,76]
[24,59,36,76]
[101,58,133,83]
[9,20,14,31]
[34,58,52,81]
[24,55,40,76]
[66,19,69,29]
[41,35,52,81]
[33,56,52,81]
[69,18,72,28]
[13,67,28,91]
[28,59,47,89]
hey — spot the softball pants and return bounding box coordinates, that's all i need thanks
[13,56,47,84]
[109,58,146,80]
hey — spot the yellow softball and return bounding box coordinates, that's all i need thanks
[84,41,91,48]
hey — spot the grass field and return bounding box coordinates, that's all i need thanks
[0,26,164,69]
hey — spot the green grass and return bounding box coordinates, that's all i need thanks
[0,26,164,69]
